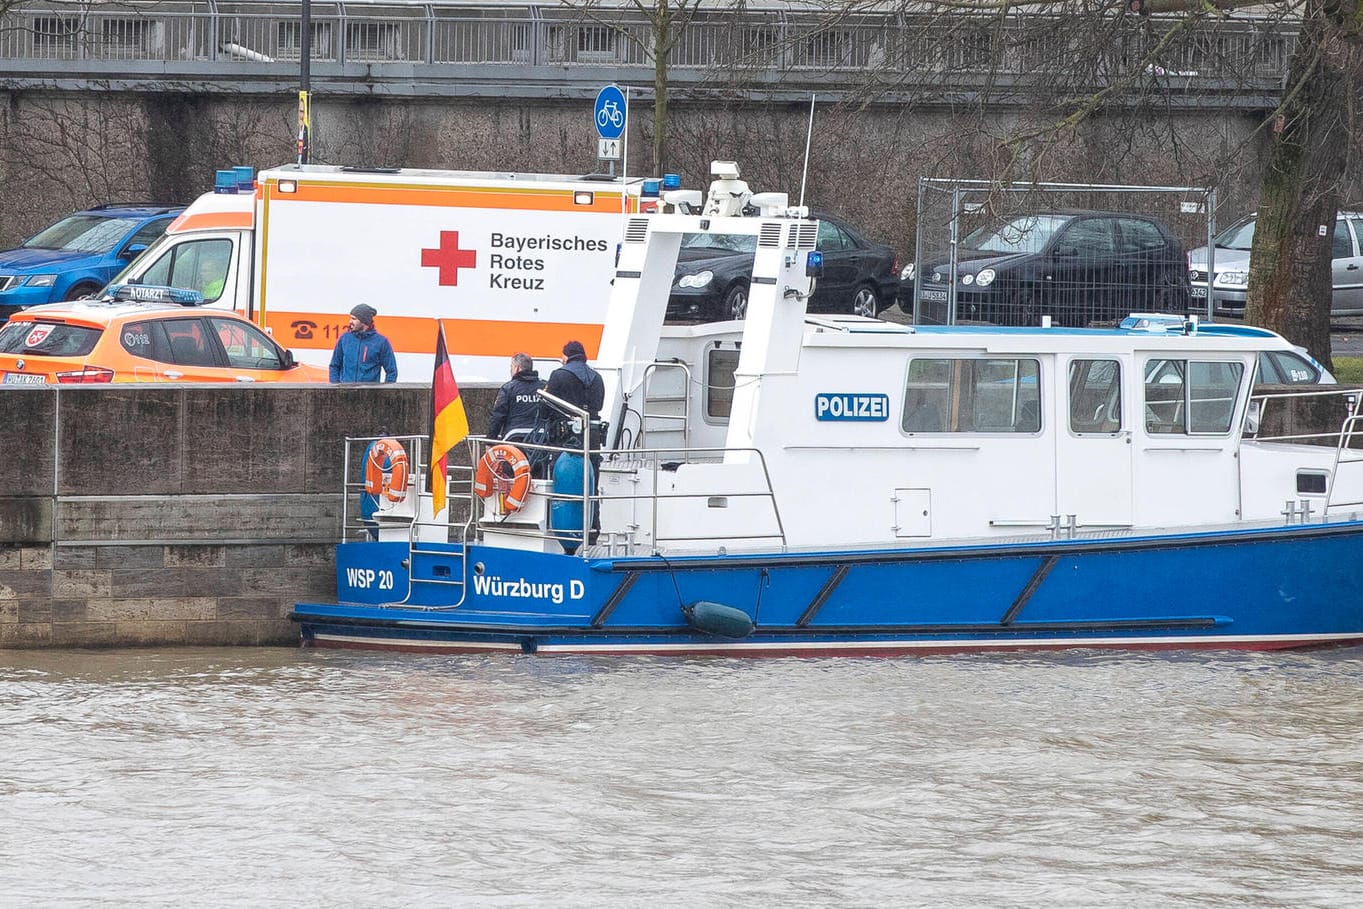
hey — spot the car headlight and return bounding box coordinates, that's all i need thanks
[975,268,996,287]
[961,274,974,285]
[25,274,58,287]
[1218,270,1249,288]
[901,263,915,281]
[678,270,714,289]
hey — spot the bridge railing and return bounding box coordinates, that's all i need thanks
[0,1,1297,87]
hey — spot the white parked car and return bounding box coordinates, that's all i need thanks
[1187,212,1363,315]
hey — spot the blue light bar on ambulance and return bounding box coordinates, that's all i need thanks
[233,166,255,192]
[103,283,206,306]
[214,169,237,194]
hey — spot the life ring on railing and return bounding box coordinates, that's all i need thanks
[363,437,410,503]
[474,443,533,513]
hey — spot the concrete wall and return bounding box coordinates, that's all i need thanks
[0,382,498,649]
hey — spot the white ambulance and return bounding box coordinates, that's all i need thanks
[115,164,645,382]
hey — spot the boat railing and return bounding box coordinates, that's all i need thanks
[1247,386,1362,447]
[1247,386,1363,513]
[343,434,478,607]
[465,432,787,557]
[341,433,432,542]
[343,424,785,562]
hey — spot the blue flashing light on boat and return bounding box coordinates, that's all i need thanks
[662,173,681,190]
[642,179,661,198]
[1120,312,1202,334]
[806,250,824,278]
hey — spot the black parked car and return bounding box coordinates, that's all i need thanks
[904,211,1192,327]
[667,212,899,321]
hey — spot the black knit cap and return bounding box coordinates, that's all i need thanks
[350,303,377,326]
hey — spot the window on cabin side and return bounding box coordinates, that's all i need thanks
[705,348,740,420]
[1068,359,1122,433]
[902,357,1041,433]
[1143,359,1244,434]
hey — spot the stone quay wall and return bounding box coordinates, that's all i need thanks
[0,382,498,649]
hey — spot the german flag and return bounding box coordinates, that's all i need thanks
[431,322,469,516]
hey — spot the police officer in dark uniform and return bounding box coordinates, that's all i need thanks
[544,340,605,435]
[487,352,545,440]
[545,340,606,543]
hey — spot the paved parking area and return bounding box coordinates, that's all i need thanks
[1330,318,1363,356]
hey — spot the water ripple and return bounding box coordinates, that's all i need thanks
[1,647,1362,906]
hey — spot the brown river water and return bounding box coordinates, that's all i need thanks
[2,646,1362,907]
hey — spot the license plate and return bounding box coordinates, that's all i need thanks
[919,289,948,302]
[3,372,47,385]
[1190,286,1207,298]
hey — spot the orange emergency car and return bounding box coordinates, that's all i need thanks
[0,286,327,384]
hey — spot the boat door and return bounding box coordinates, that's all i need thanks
[1056,357,1133,527]
[1131,355,1246,525]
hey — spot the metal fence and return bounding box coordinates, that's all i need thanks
[910,179,1217,328]
[0,1,1297,87]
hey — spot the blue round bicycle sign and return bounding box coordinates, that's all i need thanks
[593,85,626,140]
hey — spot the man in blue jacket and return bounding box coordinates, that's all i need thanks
[330,303,398,383]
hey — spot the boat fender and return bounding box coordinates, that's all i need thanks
[682,601,755,638]
[474,444,533,512]
[363,437,409,503]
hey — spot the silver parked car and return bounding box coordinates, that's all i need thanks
[1188,212,1363,315]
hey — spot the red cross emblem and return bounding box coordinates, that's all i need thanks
[421,231,477,286]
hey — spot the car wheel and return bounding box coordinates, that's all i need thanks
[852,285,881,318]
[64,282,101,302]
[724,283,749,320]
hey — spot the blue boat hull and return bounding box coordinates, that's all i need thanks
[292,522,1363,656]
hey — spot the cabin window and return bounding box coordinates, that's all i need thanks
[1143,359,1244,434]
[1068,359,1122,433]
[705,348,740,420]
[136,238,234,301]
[902,357,1041,433]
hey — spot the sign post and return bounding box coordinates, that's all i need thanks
[593,85,626,174]
[297,0,312,164]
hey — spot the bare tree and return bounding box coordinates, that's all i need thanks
[710,1,1360,360]
[552,0,721,172]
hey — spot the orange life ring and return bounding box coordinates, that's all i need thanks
[364,437,410,503]
[473,443,532,513]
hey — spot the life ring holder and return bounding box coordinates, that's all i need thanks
[473,443,533,513]
[363,437,410,504]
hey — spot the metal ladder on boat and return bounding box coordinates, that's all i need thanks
[639,360,692,448]
[400,468,477,611]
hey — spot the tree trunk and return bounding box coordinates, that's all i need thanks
[1244,0,1361,372]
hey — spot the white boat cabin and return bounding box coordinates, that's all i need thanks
[466,172,1363,557]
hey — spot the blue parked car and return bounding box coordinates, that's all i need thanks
[0,203,185,320]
